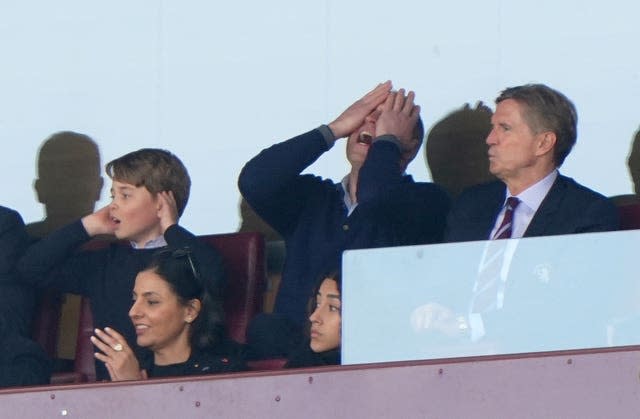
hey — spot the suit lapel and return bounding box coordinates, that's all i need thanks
[524,176,567,237]
[477,182,507,239]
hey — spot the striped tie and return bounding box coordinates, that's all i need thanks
[492,197,520,240]
[471,197,521,313]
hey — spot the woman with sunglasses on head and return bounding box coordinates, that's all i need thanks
[286,270,342,368]
[91,247,245,381]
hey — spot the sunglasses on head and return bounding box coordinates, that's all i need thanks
[157,247,200,282]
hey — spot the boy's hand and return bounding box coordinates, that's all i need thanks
[328,81,392,140]
[81,205,117,237]
[158,191,179,233]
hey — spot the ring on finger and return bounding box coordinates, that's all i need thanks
[113,343,123,352]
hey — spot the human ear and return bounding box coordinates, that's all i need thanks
[185,299,202,323]
[537,132,556,156]
[153,192,163,211]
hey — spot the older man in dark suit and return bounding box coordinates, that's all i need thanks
[445,83,618,242]
[425,84,619,346]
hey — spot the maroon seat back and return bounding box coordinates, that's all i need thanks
[199,232,266,344]
[72,297,97,382]
[31,290,64,360]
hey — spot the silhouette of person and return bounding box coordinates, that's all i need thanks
[611,126,640,206]
[26,131,103,367]
[629,127,640,195]
[426,102,497,199]
[28,131,103,238]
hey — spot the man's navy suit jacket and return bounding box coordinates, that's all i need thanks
[442,175,621,349]
[444,174,619,242]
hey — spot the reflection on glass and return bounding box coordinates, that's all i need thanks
[342,230,640,364]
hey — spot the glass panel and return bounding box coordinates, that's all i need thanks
[342,230,640,364]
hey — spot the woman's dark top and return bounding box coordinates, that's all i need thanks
[285,341,340,368]
[140,342,246,379]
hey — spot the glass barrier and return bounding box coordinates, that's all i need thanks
[342,230,640,364]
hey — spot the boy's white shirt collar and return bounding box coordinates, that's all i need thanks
[130,235,167,249]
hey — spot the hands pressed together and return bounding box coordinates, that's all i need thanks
[376,88,421,157]
[328,80,421,156]
[328,81,393,139]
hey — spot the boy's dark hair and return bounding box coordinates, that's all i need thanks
[105,148,191,216]
[147,247,224,351]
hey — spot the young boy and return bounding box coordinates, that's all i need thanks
[18,148,224,381]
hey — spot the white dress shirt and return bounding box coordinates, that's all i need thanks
[489,170,559,239]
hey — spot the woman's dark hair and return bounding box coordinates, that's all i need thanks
[147,246,224,351]
[306,268,342,320]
